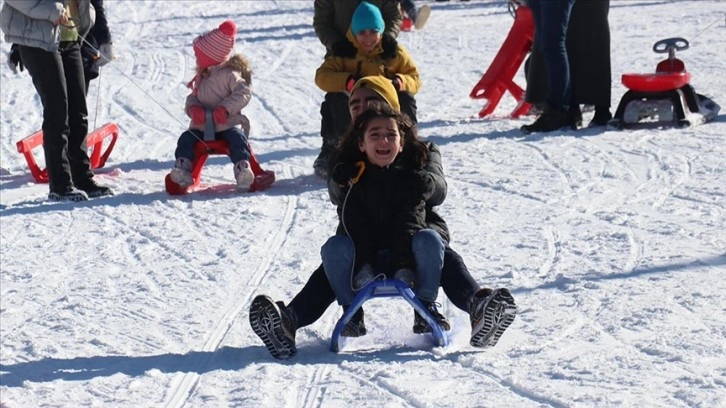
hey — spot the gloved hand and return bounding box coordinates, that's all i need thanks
[97,42,114,66]
[188,105,206,125]
[331,38,357,58]
[331,161,365,186]
[391,75,403,91]
[346,74,360,92]
[212,106,228,125]
[7,44,23,74]
[380,33,398,59]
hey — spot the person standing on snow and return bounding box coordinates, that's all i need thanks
[1,0,114,201]
[6,0,115,96]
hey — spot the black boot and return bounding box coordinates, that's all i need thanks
[341,306,367,337]
[413,301,450,334]
[521,106,570,134]
[589,105,613,127]
[249,295,299,359]
[76,178,114,198]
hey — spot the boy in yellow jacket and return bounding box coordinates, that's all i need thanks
[314,1,421,177]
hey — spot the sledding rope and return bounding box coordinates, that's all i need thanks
[92,67,101,131]
[76,29,210,148]
[690,15,723,42]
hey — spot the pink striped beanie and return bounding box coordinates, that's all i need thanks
[193,20,237,69]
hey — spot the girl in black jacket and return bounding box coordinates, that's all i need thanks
[322,103,449,336]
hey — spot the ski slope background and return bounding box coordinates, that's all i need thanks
[1,1,725,406]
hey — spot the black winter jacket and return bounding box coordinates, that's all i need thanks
[328,141,450,246]
[336,160,429,272]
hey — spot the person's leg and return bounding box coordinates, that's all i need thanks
[174,129,203,161]
[314,93,349,178]
[18,45,74,192]
[400,0,417,21]
[327,92,352,138]
[62,42,94,185]
[217,127,254,190]
[538,0,575,110]
[288,263,337,328]
[397,92,418,124]
[321,235,357,306]
[411,229,444,302]
[170,129,203,186]
[440,245,481,312]
[217,127,251,163]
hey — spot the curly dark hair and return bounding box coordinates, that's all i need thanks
[330,102,428,172]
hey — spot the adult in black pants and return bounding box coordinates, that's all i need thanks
[249,76,517,359]
[1,0,112,201]
[525,0,612,128]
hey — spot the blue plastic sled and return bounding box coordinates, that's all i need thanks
[330,279,450,352]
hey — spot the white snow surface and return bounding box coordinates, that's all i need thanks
[1,1,725,407]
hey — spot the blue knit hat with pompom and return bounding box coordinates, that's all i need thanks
[351,1,384,35]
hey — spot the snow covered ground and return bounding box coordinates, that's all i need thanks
[1,1,725,407]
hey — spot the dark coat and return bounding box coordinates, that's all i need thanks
[335,159,429,272]
[525,0,611,107]
[328,141,450,246]
[313,0,402,55]
[81,0,112,81]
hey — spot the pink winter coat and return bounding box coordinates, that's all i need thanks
[185,56,252,136]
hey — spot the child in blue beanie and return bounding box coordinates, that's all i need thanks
[315,1,421,140]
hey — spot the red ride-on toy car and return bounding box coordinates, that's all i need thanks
[611,37,720,128]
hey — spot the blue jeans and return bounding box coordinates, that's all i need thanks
[175,127,250,163]
[321,229,445,305]
[528,0,576,110]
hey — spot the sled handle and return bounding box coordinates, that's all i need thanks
[653,37,689,54]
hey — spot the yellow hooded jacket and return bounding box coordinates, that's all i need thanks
[315,29,421,95]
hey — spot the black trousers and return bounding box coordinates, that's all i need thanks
[320,92,352,146]
[398,91,418,125]
[289,245,480,328]
[19,41,93,192]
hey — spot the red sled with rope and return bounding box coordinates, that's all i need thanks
[164,111,274,195]
[16,122,120,183]
[164,140,274,195]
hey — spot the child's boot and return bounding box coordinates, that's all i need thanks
[413,301,450,334]
[414,5,431,30]
[341,306,367,337]
[234,160,255,192]
[170,157,194,187]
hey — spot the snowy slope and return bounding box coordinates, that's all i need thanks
[1,1,725,407]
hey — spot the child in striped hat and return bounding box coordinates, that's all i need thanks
[170,20,257,192]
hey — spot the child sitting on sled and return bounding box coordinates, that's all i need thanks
[314,0,421,137]
[321,102,449,337]
[170,20,255,192]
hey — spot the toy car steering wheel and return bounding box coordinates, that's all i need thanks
[653,37,689,53]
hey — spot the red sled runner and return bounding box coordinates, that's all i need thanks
[16,122,120,183]
[164,140,274,195]
[469,5,533,118]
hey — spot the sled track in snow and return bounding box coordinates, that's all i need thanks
[163,165,298,408]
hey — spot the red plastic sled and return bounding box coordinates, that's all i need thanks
[164,140,275,195]
[469,5,533,118]
[16,122,119,183]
